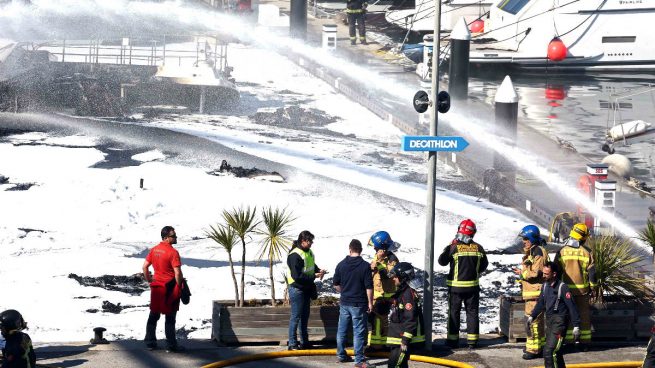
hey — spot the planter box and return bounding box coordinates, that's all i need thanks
[212,299,340,344]
[499,295,649,342]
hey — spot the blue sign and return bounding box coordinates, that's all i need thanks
[402,136,469,152]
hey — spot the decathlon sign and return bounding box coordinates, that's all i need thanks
[402,136,469,152]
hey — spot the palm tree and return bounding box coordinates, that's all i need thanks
[589,235,654,304]
[257,207,295,305]
[638,221,655,253]
[205,223,240,307]
[224,206,259,307]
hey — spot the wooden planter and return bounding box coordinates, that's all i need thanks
[212,299,340,344]
[499,295,652,342]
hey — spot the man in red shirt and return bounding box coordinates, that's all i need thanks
[143,226,185,352]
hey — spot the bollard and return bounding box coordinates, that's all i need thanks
[594,180,617,236]
[448,17,471,100]
[140,178,144,189]
[322,24,337,50]
[491,75,519,200]
[290,0,307,40]
[420,34,434,81]
[91,327,109,344]
[199,86,206,114]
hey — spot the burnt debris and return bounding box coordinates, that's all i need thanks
[68,273,149,296]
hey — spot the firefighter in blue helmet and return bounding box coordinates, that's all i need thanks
[368,231,400,348]
[0,309,36,368]
[386,262,425,368]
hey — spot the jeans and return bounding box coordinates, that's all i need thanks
[145,311,177,348]
[288,286,311,346]
[337,304,368,364]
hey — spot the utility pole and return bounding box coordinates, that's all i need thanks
[422,0,442,351]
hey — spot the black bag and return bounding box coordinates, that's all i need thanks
[181,279,191,305]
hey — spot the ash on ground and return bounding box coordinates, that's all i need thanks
[250,106,338,128]
[208,160,285,183]
[69,273,149,296]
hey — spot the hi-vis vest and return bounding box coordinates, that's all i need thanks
[555,244,595,295]
[286,247,315,285]
[520,245,549,300]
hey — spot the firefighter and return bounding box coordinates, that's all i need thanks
[368,230,399,348]
[438,219,488,349]
[386,262,425,368]
[643,327,655,368]
[513,225,549,360]
[528,261,580,368]
[346,0,367,45]
[0,309,36,368]
[553,223,595,348]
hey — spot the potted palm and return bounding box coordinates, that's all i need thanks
[223,206,259,307]
[256,206,295,305]
[206,223,240,307]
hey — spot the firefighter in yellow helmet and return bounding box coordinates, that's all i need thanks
[513,225,549,360]
[553,223,596,349]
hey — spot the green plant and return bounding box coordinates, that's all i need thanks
[638,221,655,253]
[257,206,295,305]
[223,206,260,307]
[589,235,654,304]
[205,223,240,307]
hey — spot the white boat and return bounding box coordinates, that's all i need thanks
[608,120,652,140]
[385,0,491,33]
[467,0,655,71]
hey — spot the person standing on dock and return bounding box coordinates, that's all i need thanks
[513,225,549,360]
[553,223,596,349]
[346,0,368,45]
[439,219,488,349]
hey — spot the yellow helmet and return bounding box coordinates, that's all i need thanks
[569,223,589,241]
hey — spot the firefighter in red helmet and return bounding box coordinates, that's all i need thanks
[438,219,488,349]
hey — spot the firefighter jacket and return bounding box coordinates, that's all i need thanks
[519,242,549,300]
[553,241,596,296]
[529,279,580,327]
[438,240,488,293]
[387,283,425,345]
[1,331,36,368]
[371,252,399,299]
[346,0,367,12]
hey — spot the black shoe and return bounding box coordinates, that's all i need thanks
[166,345,186,353]
[445,340,458,349]
[522,352,540,360]
[350,41,356,45]
[337,355,354,363]
[288,344,301,351]
[467,343,477,350]
[360,40,368,45]
[299,342,313,349]
[146,343,157,351]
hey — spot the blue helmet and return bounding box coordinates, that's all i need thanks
[368,231,394,251]
[519,225,541,245]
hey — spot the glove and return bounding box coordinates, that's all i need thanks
[573,326,581,342]
[526,316,533,325]
[400,341,408,352]
[525,316,533,338]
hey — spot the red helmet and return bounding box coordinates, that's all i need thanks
[457,219,477,236]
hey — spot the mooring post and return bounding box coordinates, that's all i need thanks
[448,17,471,100]
[290,0,307,40]
[492,75,519,191]
[199,86,206,114]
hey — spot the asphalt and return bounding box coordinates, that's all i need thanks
[34,337,650,368]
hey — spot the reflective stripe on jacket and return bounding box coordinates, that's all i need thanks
[387,284,425,345]
[372,252,399,299]
[520,244,549,300]
[554,243,596,295]
[438,241,488,292]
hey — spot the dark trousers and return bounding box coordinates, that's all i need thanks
[388,346,410,368]
[543,314,567,368]
[347,12,366,42]
[643,332,655,368]
[447,290,479,345]
[145,310,177,348]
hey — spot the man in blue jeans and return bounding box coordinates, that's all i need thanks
[334,239,374,368]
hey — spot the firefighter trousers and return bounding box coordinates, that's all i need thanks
[642,332,655,368]
[525,299,545,354]
[543,314,567,368]
[347,13,366,43]
[368,312,389,346]
[447,290,479,346]
[566,294,591,343]
[388,345,410,368]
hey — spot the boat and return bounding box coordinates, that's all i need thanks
[467,0,655,71]
[384,0,491,33]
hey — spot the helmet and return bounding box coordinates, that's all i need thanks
[0,309,27,333]
[455,219,476,244]
[368,231,394,251]
[388,262,415,282]
[569,223,589,242]
[519,225,541,245]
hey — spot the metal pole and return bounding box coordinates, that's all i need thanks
[422,0,442,351]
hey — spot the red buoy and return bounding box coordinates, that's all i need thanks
[545,85,566,100]
[547,37,567,62]
[470,19,484,33]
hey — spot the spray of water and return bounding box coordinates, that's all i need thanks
[0,1,642,240]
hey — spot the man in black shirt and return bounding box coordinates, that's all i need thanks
[334,239,374,367]
[528,261,580,368]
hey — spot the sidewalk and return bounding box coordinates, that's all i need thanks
[34,337,649,367]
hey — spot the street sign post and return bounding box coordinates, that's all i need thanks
[402,136,469,152]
